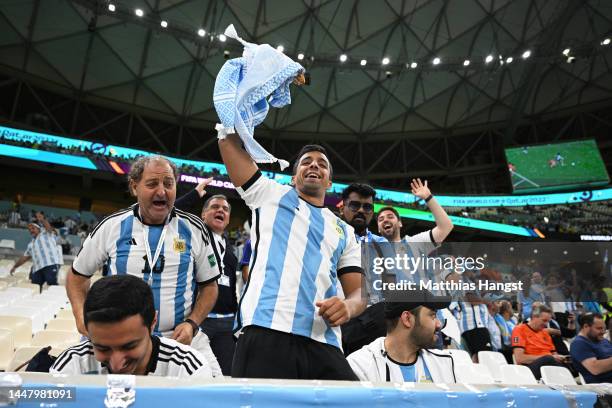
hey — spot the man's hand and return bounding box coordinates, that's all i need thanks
[172,322,195,345]
[195,177,214,198]
[552,354,567,363]
[9,266,15,276]
[410,178,431,200]
[316,296,351,327]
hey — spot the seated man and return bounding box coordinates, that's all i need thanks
[570,313,612,383]
[347,290,456,383]
[512,303,571,379]
[51,275,213,378]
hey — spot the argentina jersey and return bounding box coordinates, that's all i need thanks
[236,172,362,349]
[73,205,221,336]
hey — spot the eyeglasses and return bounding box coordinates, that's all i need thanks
[347,201,374,212]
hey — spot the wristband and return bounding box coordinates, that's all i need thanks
[424,194,434,203]
[183,318,199,337]
[215,123,235,140]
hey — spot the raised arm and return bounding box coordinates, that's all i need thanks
[36,211,55,233]
[218,134,259,188]
[410,179,453,243]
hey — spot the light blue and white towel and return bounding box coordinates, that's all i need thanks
[213,24,304,170]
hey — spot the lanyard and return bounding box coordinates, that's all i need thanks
[142,224,168,286]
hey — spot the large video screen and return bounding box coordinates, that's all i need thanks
[505,139,609,193]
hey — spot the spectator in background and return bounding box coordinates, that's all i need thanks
[486,299,502,353]
[517,272,546,321]
[10,212,61,291]
[571,313,612,383]
[512,303,573,379]
[495,300,516,363]
[239,238,251,284]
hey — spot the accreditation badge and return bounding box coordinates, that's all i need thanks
[173,237,186,253]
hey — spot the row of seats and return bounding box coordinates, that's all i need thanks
[0,278,83,371]
[450,349,582,386]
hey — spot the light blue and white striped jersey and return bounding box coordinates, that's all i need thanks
[73,205,221,336]
[25,229,62,272]
[450,301,490,333]
[236,172,362,349]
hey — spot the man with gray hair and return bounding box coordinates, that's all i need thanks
[175,179,238,375]
[511,303,573,379]
[67,155,223,376]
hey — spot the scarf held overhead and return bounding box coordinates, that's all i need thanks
[213,24,304,170]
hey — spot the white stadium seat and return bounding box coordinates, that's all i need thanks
[31,330,81,349]
[540,366,576,385]
[455,363,495,384]
[46,318,78,332]
[499,365,538,385]
[0,306,46,333]
[0,329,15,370]
[448,349,472,365]
[0,315,32,348]
[56,309,75,320]
[478,351,508,382]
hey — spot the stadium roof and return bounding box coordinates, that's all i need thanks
[1,0,611,189]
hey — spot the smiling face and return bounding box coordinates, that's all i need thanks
[202,197,230,234]
[131,159,176,225]
[88,314,156,375]
[377,209,402,241]
[291,151,332,199]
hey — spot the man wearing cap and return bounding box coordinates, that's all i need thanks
[347,291,457,383]
[10,211,61,291]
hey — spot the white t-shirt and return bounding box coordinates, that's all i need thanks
[236,171,362,349]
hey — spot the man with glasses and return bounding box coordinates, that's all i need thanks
[347,290,457,383]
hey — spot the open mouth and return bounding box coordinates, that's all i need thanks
[305,172,321,180]
[152,199,167,209]
[214,214,225,222]
[382,222,393,233]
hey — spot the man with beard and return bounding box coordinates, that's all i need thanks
[219,135,364,380]
[51,275,213,378]
[340,183,386,243]
[570,313,612,383]
[347,290,457,383]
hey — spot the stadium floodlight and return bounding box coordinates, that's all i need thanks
[197,28,206,37]
[410,61,418,69]
[432,57,440,65]
[360,59,367,66]
[463,59,470,66]
[382,57,390,65]
[108,3,116,12]
[297,53,304,60]
[135,8,144,17]
[522,50,531,59]
[506,57,513,64]
[218,34,226,42]
[562,48,570,56]
[339,54,347,62]
[277,45,284,53]
[160,20,168,28]
[485,55,493,63]
[602,38,611,46]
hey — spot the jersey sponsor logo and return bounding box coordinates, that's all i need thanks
[335,220,345,239]
[208,254,216,267]
[173,237,186,253]
[129,237,137,245]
